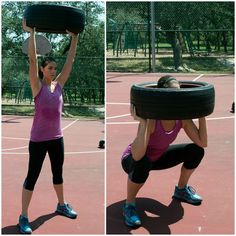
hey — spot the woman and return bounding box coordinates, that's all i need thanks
[19,20,79,234]
[122,75,207,227]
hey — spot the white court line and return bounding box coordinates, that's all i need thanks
[193,74,204,81]
[2,150,104,155]
[2,137,29,151]
[107,121,137,125]
[107,102,129,105]
[205,116,234,121]
[3,119,79,140]
[2,136,28,141]
[2,146,28,151]
[107,113,130,120]
[62,119,79,131]
[107,116,234,125]
[63,151,104,154]
[3,119,80,152]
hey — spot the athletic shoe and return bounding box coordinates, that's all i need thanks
[172,185,202,205]
[56,203,77,219]
[19,215,32,234]
[123,203,141,227]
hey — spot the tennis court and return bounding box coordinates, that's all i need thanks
[2,116,105,234]
[106,72,234,234]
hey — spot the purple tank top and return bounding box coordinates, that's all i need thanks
[30,82,63,142]
[122,120,182,162]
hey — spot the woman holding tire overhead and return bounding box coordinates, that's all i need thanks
[19,20,79,234]
[122,75,208,228]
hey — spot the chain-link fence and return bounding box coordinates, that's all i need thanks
[2,1,105,108]
[2,56,104,105]
[107,2,234,73]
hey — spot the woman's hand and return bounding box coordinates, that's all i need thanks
[22,19,35,33]
[66,30,79,39]
[130,104,146,123]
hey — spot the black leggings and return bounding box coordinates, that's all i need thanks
[23,137,64,191]
[122,143,204,184]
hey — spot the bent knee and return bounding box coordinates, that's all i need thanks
[187,143,205,158]
[183,144,205,169]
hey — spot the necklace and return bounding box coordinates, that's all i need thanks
[43,79,55,93]
[47,83,56,93]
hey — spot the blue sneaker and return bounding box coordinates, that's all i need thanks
[19,215,32,234]
[123,203,141,227]
[56,203,77,219]
[172,185,202,205]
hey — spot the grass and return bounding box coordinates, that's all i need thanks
[107,58,150,72]
[107,56,234,73]
[2,104,104,120]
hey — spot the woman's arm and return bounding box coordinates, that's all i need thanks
[22,20,41,97]
[56,31,79,88]
[130,105,155,161]
[182,118,208,148]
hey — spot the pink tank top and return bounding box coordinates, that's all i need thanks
[122,120,182,162]
[30,82,63,142]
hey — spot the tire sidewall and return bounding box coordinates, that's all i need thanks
[131,81,215,120]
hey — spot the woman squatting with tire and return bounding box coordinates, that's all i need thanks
[19,20,79,234]
[122,75,207,227]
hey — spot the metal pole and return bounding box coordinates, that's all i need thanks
[151,2,156,72]
[147,2,151,72]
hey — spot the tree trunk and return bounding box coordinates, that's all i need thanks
[178,31,187,53]
[166,31,183,69]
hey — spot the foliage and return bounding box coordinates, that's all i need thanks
[154,2,234,30]
[2,1,105,105]
[107,57,234,74]
[107,2,234,30]
[2,104,104,119]
[106,2,234,71]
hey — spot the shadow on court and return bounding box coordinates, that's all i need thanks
[2,212,58,234]
[106,198,184,234]
[2,116,31,124]
[106,80,122,83]
[2,120,21,124]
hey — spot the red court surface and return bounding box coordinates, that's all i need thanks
[2,116,105,234]
[106,72,234,234]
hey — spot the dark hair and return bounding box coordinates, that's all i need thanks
[38,57,56,79]
[157,75,178,88]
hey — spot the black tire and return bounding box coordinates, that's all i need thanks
[130,81,215,120]
[24,4,85,34]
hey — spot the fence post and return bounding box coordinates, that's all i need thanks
[222,31,227,53]
[151,2,156,72]
[147,2,151,72]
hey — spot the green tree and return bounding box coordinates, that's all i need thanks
[2,1,105,104]
[107,2,234,70]
[155,2,234,69]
